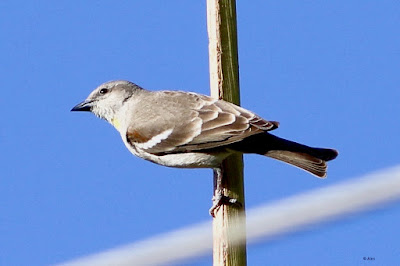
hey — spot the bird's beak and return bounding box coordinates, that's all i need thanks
[71,100,93,112]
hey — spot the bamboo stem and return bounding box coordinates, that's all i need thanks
[206,0,247,265]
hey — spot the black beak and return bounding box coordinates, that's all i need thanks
[71,100,93,112]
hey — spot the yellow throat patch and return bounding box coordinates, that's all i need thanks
[111,118,121,130]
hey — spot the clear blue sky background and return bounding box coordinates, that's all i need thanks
[1,1,400,265]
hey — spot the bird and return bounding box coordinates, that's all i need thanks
[71,80,338,178]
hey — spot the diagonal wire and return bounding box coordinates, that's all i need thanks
[57,165,400,266]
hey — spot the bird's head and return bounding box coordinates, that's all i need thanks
[71,80,140,124]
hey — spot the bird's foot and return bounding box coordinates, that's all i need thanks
[209,190,242,218]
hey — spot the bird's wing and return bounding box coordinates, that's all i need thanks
[126,91,279,154]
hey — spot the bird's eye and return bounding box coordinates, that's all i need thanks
[99,88,109,95]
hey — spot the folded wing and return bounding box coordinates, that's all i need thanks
[126,92,278,154]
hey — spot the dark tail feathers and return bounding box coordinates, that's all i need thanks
[230,133,338,178]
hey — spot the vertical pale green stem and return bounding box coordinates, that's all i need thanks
[206,0,247,265]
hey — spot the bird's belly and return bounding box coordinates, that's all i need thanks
[129,147,227,168]
[154,152,229,168]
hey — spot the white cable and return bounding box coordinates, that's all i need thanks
[57,165,400,266]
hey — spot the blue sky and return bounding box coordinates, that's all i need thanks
[1,1,399,265]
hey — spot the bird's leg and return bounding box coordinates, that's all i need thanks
[209,167,242,217]
[209,168,224,217]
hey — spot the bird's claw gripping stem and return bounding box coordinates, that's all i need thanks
[209,190,242,217]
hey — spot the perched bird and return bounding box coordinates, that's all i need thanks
[71,80,338,178]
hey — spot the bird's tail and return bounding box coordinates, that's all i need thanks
[230,133,338,178]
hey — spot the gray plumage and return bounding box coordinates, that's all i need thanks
[72,80,338,178]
